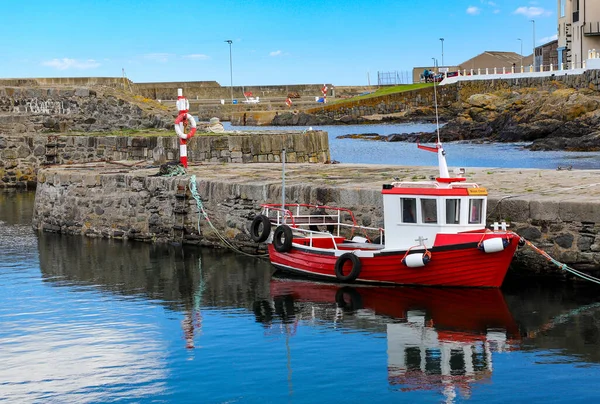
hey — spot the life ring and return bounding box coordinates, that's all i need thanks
[334,253,362,282]
[335,286,363,311]
[174,113,197,140]
[273,225,293,253]
[250,214,271,243]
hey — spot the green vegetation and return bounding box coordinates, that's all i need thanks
[66,129,170,137]
[65,129,234,137]
[331,83,433,104]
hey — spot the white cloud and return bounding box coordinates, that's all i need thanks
[514,6,552,18]
[493,9,500,14]
[481,0,496,5]
[143,53,172,63]
[183,54,210,60]
[42,58,100,70]
[466,6,481,15]
[269,50,283,57]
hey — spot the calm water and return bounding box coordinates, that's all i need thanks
[225,122,600,169]
[2,192,600,403]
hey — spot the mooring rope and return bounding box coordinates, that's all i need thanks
[188,175,269,257]
[522,238,600,285]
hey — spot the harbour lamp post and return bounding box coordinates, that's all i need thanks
[439,38,444,66]
[225,39,233,103]
[517,38,523,68]
[530,20,536,71]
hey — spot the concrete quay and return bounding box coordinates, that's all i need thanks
[32,161,600,279]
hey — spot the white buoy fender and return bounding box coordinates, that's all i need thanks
[403,253,431,268]
[480,238,510,253]
[174,113,197,140]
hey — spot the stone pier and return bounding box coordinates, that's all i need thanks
[32,162,600,279]
[0,130,330,188]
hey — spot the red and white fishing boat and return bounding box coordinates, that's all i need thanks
[249,141,522,288]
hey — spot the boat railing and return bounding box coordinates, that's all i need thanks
[294,225,384,250]
[261,203,358,227]
[261,203,384,246]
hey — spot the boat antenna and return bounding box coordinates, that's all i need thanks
[416,58,449,178]
[281,148,286,210]
[432,58,441,144]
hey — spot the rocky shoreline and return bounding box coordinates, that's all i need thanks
[278,84,600,152]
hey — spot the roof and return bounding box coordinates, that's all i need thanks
[458,51,534,70]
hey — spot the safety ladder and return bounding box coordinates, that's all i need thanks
[44,135,59,165]
[173,182,188,243]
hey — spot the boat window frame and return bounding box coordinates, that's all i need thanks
[420,198,438,224]
[445,198,461,225]
[400,197,417,223]
[468,198,484,224]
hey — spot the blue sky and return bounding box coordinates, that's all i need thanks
[0,0,556,85]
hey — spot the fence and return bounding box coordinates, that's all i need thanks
[377,71,412,85]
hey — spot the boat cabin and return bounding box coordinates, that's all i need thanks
[381,178,488,251]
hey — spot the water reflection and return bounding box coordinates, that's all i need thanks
[37,233,275,348]
[256,279,521,402]
[4,193,596,402]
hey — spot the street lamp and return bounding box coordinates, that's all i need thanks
[530,20,536,71]
[439,38,444,66]
[517,38,523,68]
[225,39,233,103]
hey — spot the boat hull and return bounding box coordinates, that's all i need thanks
[268,235,519,288]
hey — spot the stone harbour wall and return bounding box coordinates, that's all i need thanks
[0,86,171,134]
[0,130,330,188]
[31,168,600,279]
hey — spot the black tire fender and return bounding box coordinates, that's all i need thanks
[334,253,362,282]
[273,225,293,252]
[250,214,271,243]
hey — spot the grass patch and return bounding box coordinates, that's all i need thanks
[59,129,245,137]
[330,83,433,104]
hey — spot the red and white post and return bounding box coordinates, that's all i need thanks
[174,88,197,168]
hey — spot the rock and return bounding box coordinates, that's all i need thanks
[517,226,542,241]
[554,233,574,249]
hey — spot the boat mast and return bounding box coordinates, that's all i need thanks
[417,65,450,179]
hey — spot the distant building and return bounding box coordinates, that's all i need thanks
[536,40,565,71]
[557,0,600,68]
[411,51,533,83]
[458,51,533,72]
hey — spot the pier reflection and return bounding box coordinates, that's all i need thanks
[38,233,274,349]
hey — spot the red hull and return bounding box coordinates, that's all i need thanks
[268,235,519,288]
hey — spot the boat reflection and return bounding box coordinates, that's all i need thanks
[257,279,522,401]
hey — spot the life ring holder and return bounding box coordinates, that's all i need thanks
[174,113,197,140]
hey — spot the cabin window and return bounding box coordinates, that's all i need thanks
[469,199,483,224]
[445,199,461,224]
[421,199,438,224]
[401,198,416,223]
